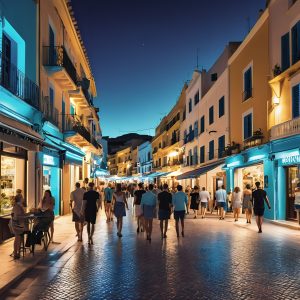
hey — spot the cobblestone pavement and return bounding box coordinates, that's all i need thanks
[5,206,300,300]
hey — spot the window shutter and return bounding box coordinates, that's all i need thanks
[209,140,214,160]
[219,96,225,117]
[292,21,300,64]
[200,146,205,163]
[218,135,225,158]
[209,106,214,124]
[281,33,290,71]
[200,116,205,133]
[292,85,300,119]
[244,115,249,139]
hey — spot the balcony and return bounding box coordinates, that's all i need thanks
[270,117,300,141]
[243,129,264,149]
[184,130,194,144]
[69,78,94,108]
[41,96,59,127]
[43,46,79,90]
[63,114,100,151]
[0,53,40,110]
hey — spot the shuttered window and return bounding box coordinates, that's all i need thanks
[243,113,253,140]
[292,84,300,119]
[281,32,290,71]
[209,140,214,160]
[219,96,225,118]
[218,135,225,158]
[200,116,205,134]
[193,146,198,165]
[243,67,252,100]
[292,21,300,65]
[200,146,205,163]
[209,106,214,125]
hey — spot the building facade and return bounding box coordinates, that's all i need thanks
[137,141,152,176]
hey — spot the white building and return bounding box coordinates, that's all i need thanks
[137,141,152,176]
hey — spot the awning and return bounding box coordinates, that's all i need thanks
[0,114,43,151]
[160,170,182,178]
[177,161,224,180]
[146,171,170,178]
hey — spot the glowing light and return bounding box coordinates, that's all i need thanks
[168,150,179,158]
[273,96,280,105]
[248,154,265,162]
[43,154,55,166]
[227,161,240,168]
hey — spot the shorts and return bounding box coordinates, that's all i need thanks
[135,204,143,217]
[254,207,265,217]
[200,202,208,208]
[158,209,170,220]
[217,202,225,208]
[174,210,185,221]
[72,211,84,223]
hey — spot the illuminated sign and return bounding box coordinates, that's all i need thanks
[43,154,55,166]
[281,155,300,165]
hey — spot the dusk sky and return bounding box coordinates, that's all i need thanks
[71,0,265,138]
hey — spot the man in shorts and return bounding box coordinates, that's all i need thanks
[172,185,188,237]
[70,182,85,241]
[215,185,227,220]
[104,183,113,222]
[200,187,210,218]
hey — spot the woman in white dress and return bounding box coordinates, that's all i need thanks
[232,186,242,222]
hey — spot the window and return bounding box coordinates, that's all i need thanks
[209,140,214,160]
[182,108,186,121]
[194,91,200,105]
[158,158,161,166]
[218,135,225,158]
[292,84,300,118]
[193,146,198,165]
[281,32,290,71]
[194,120,198,137]
[219,96,225,118]
[209,106,214,125]
[200,146,205,163]
[200,116,205,134]
[159,143,161,148]
[189,99,192,113]
[184,130,187,143]
[292,21,300,65]
[211,73,218,81]
[189,149,193,166]
[243,113,253,140]
[189,125,194,141]
[243,66,252,100]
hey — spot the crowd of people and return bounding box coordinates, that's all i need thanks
[9,179,271,258]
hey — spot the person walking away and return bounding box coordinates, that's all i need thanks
[11,194,29,259]
[104,183,113,222]
[199,187,210,218]
[158,183,172,238]
[38,190,55,242]
[70,182,85,241]
[185,185,191,214]
[112,183,129,238]
[134,183,146,233]
[190,186,200,219]
[232,187,242,221]
[215,185,227,220]
[242,184,253,224]
[252,182,271,233]
[141,184,157,242]
[172,185,188,237]
[81,182,101,244]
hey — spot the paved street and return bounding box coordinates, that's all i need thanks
[3,205,300,300]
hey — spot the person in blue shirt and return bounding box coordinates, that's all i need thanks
[172,185,188,237]
[104,183,113,223]
[141,184,157,242]
[215,185,227,220]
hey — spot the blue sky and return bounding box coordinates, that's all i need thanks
[71,0,265,137]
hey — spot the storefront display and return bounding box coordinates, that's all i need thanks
[286,166,299,221]
[234,164,264,190]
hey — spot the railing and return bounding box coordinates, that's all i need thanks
[243,131,264,149]
[184,130,194,144]
[270,117,300,140]
[0,52,40,109]
[43,46,79,85]
[242,88,253,101]
[41,96,59,126]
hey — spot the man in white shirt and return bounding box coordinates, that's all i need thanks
[215,185,227,220]
[70,182,85,241]
[199,187,210,219]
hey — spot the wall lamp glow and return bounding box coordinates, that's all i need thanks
[227,161,240,168]
[248,154,265,162]
[273,96,280,105]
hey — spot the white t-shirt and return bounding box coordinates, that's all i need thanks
[70,188,85,216]
[199,191,210,203]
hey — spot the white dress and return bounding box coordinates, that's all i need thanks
[232,192,242,209]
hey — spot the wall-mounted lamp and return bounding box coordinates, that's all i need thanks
[272,96,280,105]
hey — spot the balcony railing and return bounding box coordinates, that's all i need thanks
[243,129,264,149]
[270,117,300,140]
[1,53,40,109]
[43,46,79,85]
[41,96,59,126]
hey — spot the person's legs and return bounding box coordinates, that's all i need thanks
[79,222,84,241]
[149,219,153,239]
[87,222,91,243]
[14,235,21,258]
[203,205,207,218]
[75,222,80,237]
[237,208,240,220]
[160,220,163,237]
[259,216,263,232]
[255,216,260,231]
[119,217,123,234]
[50,221,54,242]
[164,219,168,237]
[249,209,252,223]
[90,224,95,244]
[175,219,179,237]
[180,217,185,236]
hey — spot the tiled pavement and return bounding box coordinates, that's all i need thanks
[3,205,300,300]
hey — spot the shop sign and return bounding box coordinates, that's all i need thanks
[281,155,300,166]
[43,154,55,166]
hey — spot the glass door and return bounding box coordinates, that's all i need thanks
[287,167,298,221]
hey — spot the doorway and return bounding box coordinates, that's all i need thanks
[286,166,298,221]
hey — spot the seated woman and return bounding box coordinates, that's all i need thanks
[11,194,29,259]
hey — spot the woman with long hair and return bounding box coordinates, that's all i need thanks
[232,186,242,221]
[242,184,253,224]
[112,183,129,237]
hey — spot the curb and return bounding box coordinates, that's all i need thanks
[266,219,300,231]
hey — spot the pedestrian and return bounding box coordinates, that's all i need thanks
[104,183,113,222]
[252,181,271,233]
[134,182,146,233]
[172,185,188,237]
[199,187,210,218]
[185,185,191,214]
[70,182,85,241]
[215,185,227,220]
[242,184,253,224]
[141,183,157,242]
[83,177,89,190]
[38,190,55,242]
[190,186,200,219]
[157,183,172,239]
[232,186,242,221]
[11,194,29,259]
[81,182,101,244]
[112,183,129,238]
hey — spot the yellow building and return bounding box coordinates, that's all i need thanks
[152,85,186,186]
[116,147,132,177]
[39,0,102,214]
[108,154,118,176]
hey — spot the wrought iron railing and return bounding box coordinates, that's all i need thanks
[43,46,79,85]
[0,53,40,109]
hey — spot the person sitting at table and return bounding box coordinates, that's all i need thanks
[11,194,29,259]
[38,190,55,242]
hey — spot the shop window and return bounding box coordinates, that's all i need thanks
[209,106,214,125]
[219,96,225,118]
[281,32,290,71]
[200,116,205,134]
[200,146,205,163]
[243,66,252,101]
[292,21,300,64]
[209,140,214,160]
[292,84,300,118]
[243,113,253,140]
